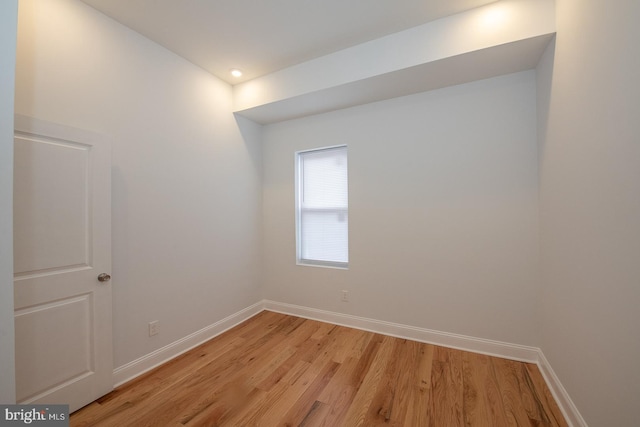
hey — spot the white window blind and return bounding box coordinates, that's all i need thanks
[296,146,348,268]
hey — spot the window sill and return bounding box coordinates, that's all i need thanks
[296,260,349,270]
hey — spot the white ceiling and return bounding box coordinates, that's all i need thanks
[80,0,498,85]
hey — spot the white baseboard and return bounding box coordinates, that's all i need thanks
[112,301,264,387]
[112,299,585,426]
[536,350,588,427]
[262,300,539,362]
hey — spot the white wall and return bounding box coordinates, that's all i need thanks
[0,0,18,405]
[537,0,640,425]
[14,0,263,368]
[263,71,540,346]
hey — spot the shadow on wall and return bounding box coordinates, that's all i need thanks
[234,113,263,174]
[535,36,555,171]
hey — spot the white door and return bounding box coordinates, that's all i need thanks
[13,115,113,412]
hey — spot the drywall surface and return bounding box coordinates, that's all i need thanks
[262,71,540,346]
[234,0,555,113]
[537,0,640,425]
[15,0,263,368]
[0,0,18,405]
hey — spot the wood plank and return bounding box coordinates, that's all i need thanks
[430,345,465,426]
[386,339,421,426]
[70,331,249,427]
[492,357,566,426]
[362,338,422,426]
[268,360,340,426]
[218,360,311,426]
[340,335,396,427]
[311,385,357,427]
[403,342,435,426]
[70,312,568,427]
[461,351,508,426]
[525,364,569,427]
[298,400,331,427]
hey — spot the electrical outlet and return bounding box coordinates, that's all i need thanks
[341,290,349,302]
[149,320,159,336]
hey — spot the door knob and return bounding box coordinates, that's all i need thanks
[97,273,111,282]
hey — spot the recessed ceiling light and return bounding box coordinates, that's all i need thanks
[230,69,243,78]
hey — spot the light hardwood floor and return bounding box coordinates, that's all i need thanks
[71,311,567,426]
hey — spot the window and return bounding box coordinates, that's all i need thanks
[296,145,348,268]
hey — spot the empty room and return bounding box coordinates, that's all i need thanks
[0,0,638,426]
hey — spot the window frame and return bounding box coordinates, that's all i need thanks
[295,145,349,269]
